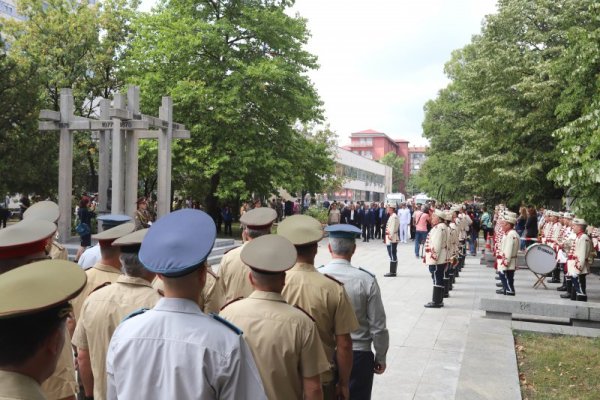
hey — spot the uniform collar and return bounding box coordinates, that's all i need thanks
[93,262,122,274]
[153,297,202,314]
[326,259,352,268]
[116,275,153,287]
[248,290,287,303]
[0,370,45,400]
[290,262,317,272]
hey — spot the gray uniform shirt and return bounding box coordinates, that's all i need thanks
[319,259,389,364]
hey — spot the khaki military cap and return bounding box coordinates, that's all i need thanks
[0,219,56,260]
[277,215,323,246]
[504,215,517,225]
[240,234,297,273]
[0,259,86,318]
[573,218,587,226]
[112,228,148,253]
[93,222,135,243]
[504,211,517,218]
[563,213,574,220]
[23,201,60,223]
[444,211,454,221]
[240,207,277,229]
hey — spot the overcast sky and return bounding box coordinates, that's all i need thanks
[140,0,498,146]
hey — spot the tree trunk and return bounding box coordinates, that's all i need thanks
[205,173,221,221]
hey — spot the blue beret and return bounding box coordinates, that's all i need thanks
[139,209,216,277]
[325,224,361,239]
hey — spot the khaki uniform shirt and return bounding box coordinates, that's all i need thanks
[424,223,447,265]
[220,291,330,400]
[72,263,123,321]
[282,263,359,382]
[449,222,459,260]
[570,233,593,275]
[0,370,45,400]
[217,245,253,304]
[72,275,161,400]
[499,229,520,271]
[49,241,68,260]
[152,266,223,314]
[40,329,77,400]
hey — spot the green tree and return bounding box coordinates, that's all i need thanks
[126,0,327,214]
[379,151,405,192]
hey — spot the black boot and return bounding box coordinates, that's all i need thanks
[547,266,560,283]
[384,261,397,277]
[577,275,588,302]
[424,286,444,308]
[450,269,456,284]
[495,275,500,280]
[455,267,460,278]
[496,282,503,287]
[496,288,506,295]
[449,272,454,290]
[557,273,567,291]
[560,279,572,298]
[570,285,577,301]
[443,279,450,298]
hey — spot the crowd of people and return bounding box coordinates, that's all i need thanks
[0,200,388,400]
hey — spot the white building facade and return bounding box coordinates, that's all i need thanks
[331,147,392,203]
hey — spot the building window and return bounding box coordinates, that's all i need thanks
[359,138,372,146]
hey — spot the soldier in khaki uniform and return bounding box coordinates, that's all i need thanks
[217,207,277,305]
[384,203,400,277]
[278,215,359,400]
[423,209,448,308]
[71,221,135,322]
[72,229,162,400]
[496,215,519,296]
[0,260,86,400]
[23,201,68,260]
[220,234,330,400]
[0,218,79,400]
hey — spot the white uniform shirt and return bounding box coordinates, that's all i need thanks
[106,298,266,400]
[78,244,101,269]
[397,208,411,224]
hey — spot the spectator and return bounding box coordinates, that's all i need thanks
[327,203,341,225]
[481,206,493,240]
[19,194,30,220]
[397,203,411,244]
[413,205,430,258]
[75,197,95,262]
[524,206,539,248]
[222,206,233,236]
[516,207,527,250]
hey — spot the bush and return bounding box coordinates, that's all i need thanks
[304,206,328,225]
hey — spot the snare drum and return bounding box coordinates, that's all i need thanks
[525,243,556,274]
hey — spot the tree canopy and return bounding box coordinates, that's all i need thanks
[419,0,600,223]
[379,151,404,192]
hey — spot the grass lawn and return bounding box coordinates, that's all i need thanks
[515,331,600,400]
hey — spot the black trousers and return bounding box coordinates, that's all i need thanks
[429,264,445,287]
[362,224,372,240]
[350,350,375,400]
[374,222,381,238]
[387,242,398,262]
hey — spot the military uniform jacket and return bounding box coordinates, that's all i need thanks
[498,229,519,271]
[49,241,68,260]
[217,245,253,305]
[40,329,78,400]
[318,260,389,364]
[0,371,45,400]
[72,263,123,321]
[424,223,447,265]
[570,233,593,275]
[220,291,330,400]
[385,213,400,244]
[72,275,162,400]
[444,223,453,263]
[449,222,459,260]
[282,263,359,381]
[106,298,266,400]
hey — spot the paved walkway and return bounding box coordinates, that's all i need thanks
[313,237,599,400]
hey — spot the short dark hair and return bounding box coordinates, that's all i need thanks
[0,304,68,366]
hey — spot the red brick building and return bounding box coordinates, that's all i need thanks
[348,129,410,193]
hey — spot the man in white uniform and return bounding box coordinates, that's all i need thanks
[106,209,266,400]
[397,203,411,244]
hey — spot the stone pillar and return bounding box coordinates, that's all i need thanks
[125,86,140,217]
[111,94,126,214]
[58,89,74,242]
[97,99,111,216]
[157,97,173,218]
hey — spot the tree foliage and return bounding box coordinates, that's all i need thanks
[379,151,404,192]
[421,0,600,222]
[126,0,329,212]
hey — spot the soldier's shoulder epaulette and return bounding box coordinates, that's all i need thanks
[210,313,243,335]
[358,267,375,278]
[83,264,94,271]
[317,265,325,269]
[324,273,344,286]
[294,305,316,322]
[90,282,111,295]
[122,307,149,322]
[219,296,244,312]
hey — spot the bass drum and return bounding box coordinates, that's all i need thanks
[525,243,556,274]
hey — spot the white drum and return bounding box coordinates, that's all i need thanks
[525,243,556,274]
